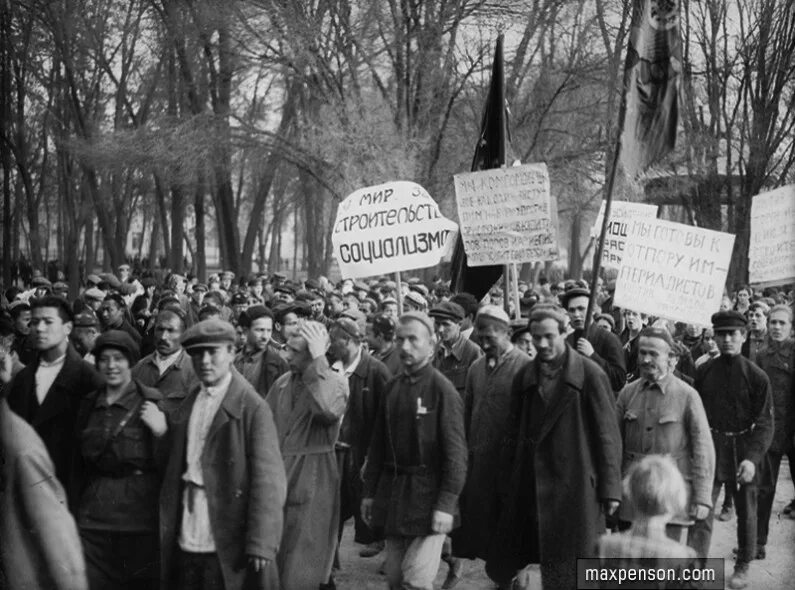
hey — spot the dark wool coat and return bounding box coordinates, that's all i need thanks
[159,372,287,590]
[6,344,103,500]
[567,324,626,392]
[487,347,622,589]
[362,363,467,537]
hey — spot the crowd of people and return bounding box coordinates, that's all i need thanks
[0,264,793,590]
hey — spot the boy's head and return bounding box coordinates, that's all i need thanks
[624,455,687,520]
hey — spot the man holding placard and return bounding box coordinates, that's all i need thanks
[561,287,627,393]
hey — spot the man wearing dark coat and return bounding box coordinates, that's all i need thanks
[159,319,287,590]
[362,311,467,590]
[562,287,627,393]
[234,305,288,399]
[692,310,773,590]
[329,317,392,558]
[487,304,622,589]
[5,295,103,499]
[453,305,531,572]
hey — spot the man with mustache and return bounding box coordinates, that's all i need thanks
[615,327,715,549]
[234,305,288,398]
[132,307,198,415]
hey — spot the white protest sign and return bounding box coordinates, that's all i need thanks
[749,185,795,286]
[614,219,735,325]
[331,181,458,279]
[590,200,659,269]
[453,163,558,267]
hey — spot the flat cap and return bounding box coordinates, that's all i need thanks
[84,287,105,301]
[340,308,367,334]
[192,283,208,292]
[270,272,286,281]
[429,301,465,322]
[99,273,122,290]
[381,296,398,306]
[399,311,435,336]
[711,310,747,331]
[73,310,99,328]
[8,300,31,313]
[332,316,362,339]
[476,304,511,327]
[53,281,69,292]
[638,326,675,349]
[221,271,235,279]
[407,277,421,285]
[31,276,52,288]
[181,318,236,350]
[304,278,320,291]
[409,284,430,298]
[86,274,103,286]
[404,291,427,309]
[231,292,249,305]
[370,312,397,337]
[353,280,369,292]
[94,330,140,364]
[119,282,137,295]
[559,287,590,307]
[274,284,296,296]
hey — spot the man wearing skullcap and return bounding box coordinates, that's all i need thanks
[487,304,621,589]
[362,312,467,590]
[452,305,532,584]
[159,319,286,590]
[5,295,103,496]
[615,327,715,549]
[692,310,773,589]
[429,301,483,396]
[265,321,348,589]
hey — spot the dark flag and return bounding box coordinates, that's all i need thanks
[449,34,510,300]
[620,0,682,175]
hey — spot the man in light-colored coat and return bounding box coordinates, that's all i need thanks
[616,327,715,547]
[159,319,287,590]
[0,397,87,590]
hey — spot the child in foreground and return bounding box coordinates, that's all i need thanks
[596,455,701,589]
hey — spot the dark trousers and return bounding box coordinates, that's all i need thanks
[757,450,783,546]
[691,481,758,564]
[81,529,159,590]
[178,551,225,590]
[338,449,378,545]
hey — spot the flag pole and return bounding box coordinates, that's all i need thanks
[585,99,628,331]
[394,271,404,315]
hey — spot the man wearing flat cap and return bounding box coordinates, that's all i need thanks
[430,301,483,397]
[452,305,532,583]
[328,316,392,559]
[615,327,715,548]
[487,304,622,590]
[362,311,467,590]
[562,287,627,393]
[692,310,773,590]
[159,318,287,590]
[265,321,348,589]
[71,310,100,364]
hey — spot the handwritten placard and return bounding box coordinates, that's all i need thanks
[453,163,558,266]
[614,219,735,325]
[590,200,659,269]
[749,185,795,286]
